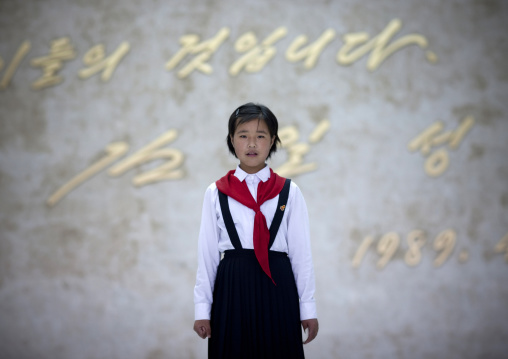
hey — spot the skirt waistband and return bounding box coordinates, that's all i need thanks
[223,248,288,258]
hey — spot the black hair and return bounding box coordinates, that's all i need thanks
[226,102,281,159]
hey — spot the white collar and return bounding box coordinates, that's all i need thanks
[234,165,270,183]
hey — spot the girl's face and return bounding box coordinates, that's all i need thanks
[231,119,275,174]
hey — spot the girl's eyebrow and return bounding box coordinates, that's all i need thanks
[236,129,268,134]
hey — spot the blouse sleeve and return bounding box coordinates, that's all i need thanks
[286,183,318,320]
[193,185,221,320]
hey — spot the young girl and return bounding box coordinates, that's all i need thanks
[193,103,318,358]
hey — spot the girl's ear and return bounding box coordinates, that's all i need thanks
[270,136,275,147]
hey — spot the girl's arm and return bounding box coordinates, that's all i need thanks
[194,185,221,322]
[286,183,319,343]
[286,183,318,321]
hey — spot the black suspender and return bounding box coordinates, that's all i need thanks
[218,190,243,250]
[218,178,292,250]
[269,179,291,248]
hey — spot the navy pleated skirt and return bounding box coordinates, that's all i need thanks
[209,249,304,359]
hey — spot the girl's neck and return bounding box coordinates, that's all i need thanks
[239,163,267,174]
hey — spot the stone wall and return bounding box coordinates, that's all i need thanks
[0,0,507,358]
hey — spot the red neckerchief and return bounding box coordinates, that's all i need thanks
[216,168,286,284]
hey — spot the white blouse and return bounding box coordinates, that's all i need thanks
[194,165,317,321]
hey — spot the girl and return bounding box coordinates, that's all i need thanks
[193,103,318,358]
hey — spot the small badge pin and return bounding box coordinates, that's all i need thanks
[280,205,286,211]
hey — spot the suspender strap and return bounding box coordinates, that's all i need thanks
[218,178,291,251]
[218,190,243,250]
[269,179,291,249]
